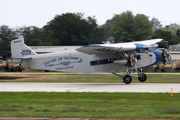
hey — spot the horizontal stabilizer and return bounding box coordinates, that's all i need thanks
[7,57,32,60]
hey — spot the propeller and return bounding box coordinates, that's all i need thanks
[161,49,174,69]
[161,49,171,64]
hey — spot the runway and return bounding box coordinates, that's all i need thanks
[0,82,180,93]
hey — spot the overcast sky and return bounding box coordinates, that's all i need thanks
[1,0,180,28]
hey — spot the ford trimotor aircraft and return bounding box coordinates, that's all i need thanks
[10,36,171,84]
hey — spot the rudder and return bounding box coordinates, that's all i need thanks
[11,36,37,58]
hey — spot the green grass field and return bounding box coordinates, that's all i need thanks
[0,73,180,119]
[0,92,179,119]
[0,73,180,83]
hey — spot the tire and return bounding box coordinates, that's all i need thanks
[18,67,22,72]
[6,66,11,72]
[138,73,147,82]
[154,67,158,72]
[123,75,132,84]
[16,66,22,72]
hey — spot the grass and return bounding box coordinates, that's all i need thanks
[0,73,180,83]
[0,72,180,119]
[0,92,179,119]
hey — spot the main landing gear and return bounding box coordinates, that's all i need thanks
[111,69,147,84]
[112,53,147,84]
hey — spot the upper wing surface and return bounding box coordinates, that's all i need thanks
[76,39,163,54]
[130,39,163,46]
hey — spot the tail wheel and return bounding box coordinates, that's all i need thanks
[123,75,132,84]
[6,65,11,72]
[18,67,22,72]
[16,66,22,72]
[138,73,147,82]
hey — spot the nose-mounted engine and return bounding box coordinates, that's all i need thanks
[161,49,172,64]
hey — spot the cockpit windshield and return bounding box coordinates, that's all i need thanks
[136,47,156,53]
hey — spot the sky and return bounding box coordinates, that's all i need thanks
[1,0,180,28]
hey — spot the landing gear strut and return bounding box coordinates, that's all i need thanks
[112,53,147,84]
[112,70,147,84]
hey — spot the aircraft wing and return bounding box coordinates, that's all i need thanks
[76,39,163,54]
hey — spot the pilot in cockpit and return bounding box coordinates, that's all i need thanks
[145,48,149,53]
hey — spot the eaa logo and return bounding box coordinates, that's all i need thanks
[21,49,31,55]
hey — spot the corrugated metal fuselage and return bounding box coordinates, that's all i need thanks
[22,49,161,73]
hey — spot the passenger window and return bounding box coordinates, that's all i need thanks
[92,61,99,65]
[102,59,110,64]
[111,58,116,62]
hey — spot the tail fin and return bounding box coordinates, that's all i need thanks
[11,36,37,58]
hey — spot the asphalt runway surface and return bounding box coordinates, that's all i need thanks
[0,82,180,93]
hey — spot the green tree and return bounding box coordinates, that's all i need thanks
[23,27,56,46]
[162,23,180,35]
[134,14,153,40]
[0,28,16,58]
[151,17,163,31]
[176,29,180,38]
[152,29,180,48]
[110,11,153,42]
[43,13,104,45]
[111,11,135,42]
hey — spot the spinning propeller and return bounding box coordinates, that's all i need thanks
[161,49,172,64]
[161,49,174,69]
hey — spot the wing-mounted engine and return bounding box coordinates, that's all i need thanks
[161,49,172,64]
[114,53,137,68]
[127,54,136,67]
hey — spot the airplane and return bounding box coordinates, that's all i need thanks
[9,36,172,84]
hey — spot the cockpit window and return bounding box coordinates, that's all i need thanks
[149,47,156,50]
[136,49,145,53]
[136,47,156,53]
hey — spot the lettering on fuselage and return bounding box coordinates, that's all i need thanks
[14,40,22,43]
[44,57,83,70]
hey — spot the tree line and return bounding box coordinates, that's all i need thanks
[1,11,180,58]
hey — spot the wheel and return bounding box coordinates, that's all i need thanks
[154,67,158,72]
[18,67,22,72]
[138,73,147,82]
[6,66,11,72]
[123,75,132,84]
[16,66,22,72]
